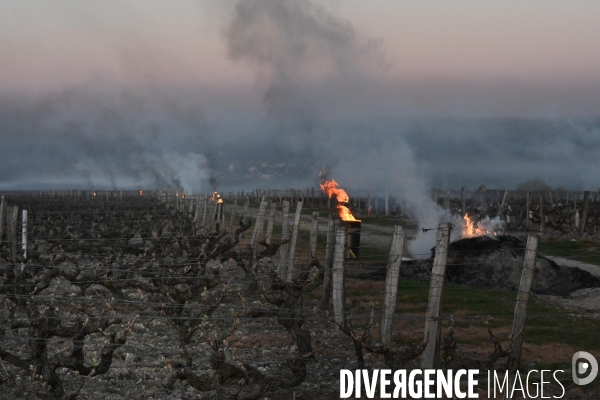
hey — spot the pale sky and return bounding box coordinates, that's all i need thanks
[3,1,600,98]
[1,0,600,190]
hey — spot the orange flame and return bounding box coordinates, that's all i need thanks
[139,190,143,196]
[211,191,224,204]
[462,213,496,238]
[320,178,360,222]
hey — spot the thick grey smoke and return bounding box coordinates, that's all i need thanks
[225,0,451,255]
[0,85,215,191]
[226,0,362,131]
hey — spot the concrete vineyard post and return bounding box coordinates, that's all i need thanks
[432,188,438,205]
[461,187,466,216]
[286,201,303,282]
[421,222,451,369]
[580,190,590,236]
[332,226,347,328]
[381,225,405,346]
[321,215,336,311]
[278,201,291,280]
[503,235,539,400]
[309,211,319,259]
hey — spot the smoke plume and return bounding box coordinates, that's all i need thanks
[0,85,215,191]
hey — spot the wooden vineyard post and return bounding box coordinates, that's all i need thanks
[249,197,267,250]
[321,215,336,311]
[9,205,18,263]
[278,201,291,280]
[201,195,208,231]
[22,210,27,260]
[0,196,4,241]
[498,190,508,219]
[309,211,319,259]
[461,187,466,216]
[5,206,12,259]
[229,200,237,231]
[332,226,347,328]
[432,188,438,205]
[381,225,405,346]
[539,195,545,233]
[264,203,275,244]
[444,187,450,210]
[384,190,389,216]
[421,222,451,369]
[286,201,303,282]
[221,200,226,228]
[580,190,590,236]
[504,235,539,400]
[193,199,201,231]
[242,197,249,222]
[526,191,531,230]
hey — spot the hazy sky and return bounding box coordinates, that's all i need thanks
[1,0,600,191]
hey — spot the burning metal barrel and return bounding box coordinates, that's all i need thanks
[320,178,362,259]
[339,219,361,259]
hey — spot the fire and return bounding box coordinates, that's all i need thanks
[462,213,497,238]
[320,178,360,222]
[139,190,143,196]
[211,191,224,204]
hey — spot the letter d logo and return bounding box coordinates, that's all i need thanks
[572,351,598,385]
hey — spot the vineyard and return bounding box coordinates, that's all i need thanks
[0,189,599,400]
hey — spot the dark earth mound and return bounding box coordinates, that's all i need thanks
[445,235,600,296]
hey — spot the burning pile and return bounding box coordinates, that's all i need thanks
[460,214,503,239]
[320,178,360,222]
